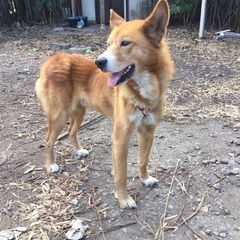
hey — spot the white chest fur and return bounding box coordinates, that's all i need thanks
[134,71,158,101]
[129,108,156,128]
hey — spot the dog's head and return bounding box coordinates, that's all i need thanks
[95,0,170,87]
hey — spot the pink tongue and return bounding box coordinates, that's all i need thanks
[107,71,123,87]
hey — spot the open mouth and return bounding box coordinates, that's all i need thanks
[108,64,135,87]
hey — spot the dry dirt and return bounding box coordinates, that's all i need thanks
[0,25,240,240]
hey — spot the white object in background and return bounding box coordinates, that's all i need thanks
[77,19,84,28]
[66,219,89,240]
[0,227,27,240]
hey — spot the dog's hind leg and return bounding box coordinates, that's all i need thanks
[68,107,89,158]
[45,111,69,173]
[137,125,159,187]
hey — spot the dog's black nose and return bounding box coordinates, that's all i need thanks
[95,57,107,70]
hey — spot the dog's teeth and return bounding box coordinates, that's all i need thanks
[122,65,132,76]
[125,66,131,73]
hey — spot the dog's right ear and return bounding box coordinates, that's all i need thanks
[110,9,125,30]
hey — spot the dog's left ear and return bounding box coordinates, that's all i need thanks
[143,0,170,46]
[110,9,126,30]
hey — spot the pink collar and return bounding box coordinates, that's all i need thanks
[138,106,148,116]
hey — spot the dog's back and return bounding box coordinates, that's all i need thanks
[36,53,114,117]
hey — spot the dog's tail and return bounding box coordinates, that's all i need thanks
[35,77,49,115]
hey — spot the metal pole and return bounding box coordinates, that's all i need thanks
[199,0,207,38]
[124,0,127,20]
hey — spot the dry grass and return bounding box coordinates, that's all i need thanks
[4,170,90,239]
[166,79,240,126]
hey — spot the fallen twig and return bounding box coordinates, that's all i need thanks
[89,195,106,240]
[182,217,206,240]
[179,190,207,227]
[154,164,207,239]
[135,215,155,235]
[89,221,137,237]
[208,176,226,188]
[57,115,103,141]
[136,185,154,203]
[166,190,207,231]
[174,174,191,223]
[155,159,180,239]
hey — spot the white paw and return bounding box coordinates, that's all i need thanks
[115,192,137,208]
[142,176,159,187]
[76,149,89,158]
[126,199,137,209]
[49,163,59,173]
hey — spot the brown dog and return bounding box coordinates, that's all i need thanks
[35,0,174,208]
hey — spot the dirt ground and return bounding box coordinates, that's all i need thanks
[0,25,239,240]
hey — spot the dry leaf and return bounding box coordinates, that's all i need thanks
[24,165,36,174]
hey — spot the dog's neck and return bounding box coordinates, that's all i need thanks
[124,71,160,108]
[133,71,159,101]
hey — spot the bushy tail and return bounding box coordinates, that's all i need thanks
[35,77,49,115]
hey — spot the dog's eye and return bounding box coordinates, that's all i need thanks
[120,40,131,47]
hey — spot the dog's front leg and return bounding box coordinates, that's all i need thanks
[137,125,159,187]
[112,121,136,208]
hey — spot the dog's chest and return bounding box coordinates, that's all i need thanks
[134,72,158,101]
[129,107,155,127]
[127,72,159,127]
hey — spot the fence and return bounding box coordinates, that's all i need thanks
[0,0,239,31]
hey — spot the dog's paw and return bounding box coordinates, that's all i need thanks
[115,192,137,208]
[76,149,89,159]
[142,176,159,187]
[49,163,59,173]
[119,197,137,209]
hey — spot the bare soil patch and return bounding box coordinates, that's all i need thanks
[0,25,239,240]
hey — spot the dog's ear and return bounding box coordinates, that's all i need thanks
[110,9,125,30]
[143,0,170,46]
